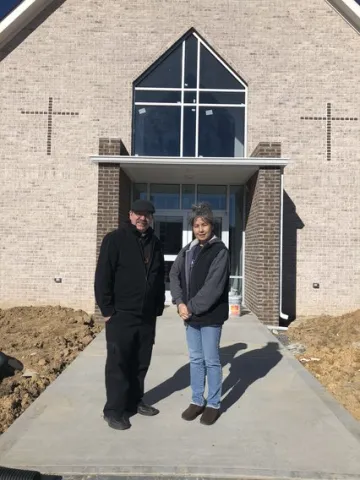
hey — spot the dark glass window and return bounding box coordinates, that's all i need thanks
[184,91,197,104]
[182,185,195,209]
[229,185,244,297]
[133,32,246,157]
[200,45,241,90]
[198,107,245,157]
[135,91,181,103]
[150,185,180,209]
[183,107,196,157]
[184,35,198,89]
[197,185,227,209]
[134,106,181,156]
[132,183,148,201]
[199,92,246,105]
[137,44,182,88]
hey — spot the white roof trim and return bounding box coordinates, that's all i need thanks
[326,0,360,32]
[89,156,289,167]
[0,0,53,50]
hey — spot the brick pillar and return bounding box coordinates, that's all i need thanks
[251,141,281,158]
[244,142,282,325]
[94,138,131,320]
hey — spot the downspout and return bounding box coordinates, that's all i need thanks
[279,169,289,322]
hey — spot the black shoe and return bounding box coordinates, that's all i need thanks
[104,414,131,430]
[181,404,205,421]
[137,401,159,416]
[200,407,221,426]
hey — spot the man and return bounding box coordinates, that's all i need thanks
[95,199,165,430]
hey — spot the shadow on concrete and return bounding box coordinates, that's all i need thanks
[145,342,282,413]
[221,342,282,413]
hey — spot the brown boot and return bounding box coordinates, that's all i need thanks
[200,407,221,425]
[181,404,205,421]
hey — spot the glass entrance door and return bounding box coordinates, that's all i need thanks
[154,214,191,303]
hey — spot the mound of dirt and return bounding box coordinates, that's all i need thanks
[0,306,103,434]
[287,309,360,420]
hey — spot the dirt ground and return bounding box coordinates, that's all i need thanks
[0,306,103,434]
[1,306,359,434]
[286,309,360,421]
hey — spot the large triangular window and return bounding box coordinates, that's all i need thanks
[133,30,247,158]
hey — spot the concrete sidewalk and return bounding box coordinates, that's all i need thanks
[1,307,360,480]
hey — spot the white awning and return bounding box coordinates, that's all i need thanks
[89,156,289,184]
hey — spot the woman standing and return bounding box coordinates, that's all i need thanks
[169,202,230,425]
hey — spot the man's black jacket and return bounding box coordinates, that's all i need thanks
[95,222,165,319]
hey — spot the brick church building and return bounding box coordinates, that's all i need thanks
[0,0,359,324]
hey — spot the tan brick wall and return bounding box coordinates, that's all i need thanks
[0,0,359,315]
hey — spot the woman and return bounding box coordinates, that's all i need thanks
[169,202,230,425]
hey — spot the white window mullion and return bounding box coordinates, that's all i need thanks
[198,88,246,92]
[135,102,181,106]
[180,41,185,157]
[193,32,246,88]
[135,87,182,91]
[244,89,248,156]
[195,38,200,157]
[191,103,246,108]
[136,103,245,107]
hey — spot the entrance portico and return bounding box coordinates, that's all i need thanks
[91,152,288,324]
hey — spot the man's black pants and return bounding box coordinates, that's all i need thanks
[103,313,155,419]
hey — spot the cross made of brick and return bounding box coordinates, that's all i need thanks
[301,103,358,161]
[21,97,79,155]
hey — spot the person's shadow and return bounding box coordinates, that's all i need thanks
[145,342,283,413]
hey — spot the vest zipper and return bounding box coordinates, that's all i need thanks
[187,243,210,298]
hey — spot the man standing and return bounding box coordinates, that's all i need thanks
[95,199,165,430]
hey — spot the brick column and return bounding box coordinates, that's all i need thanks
[244,142,282,325]
[251,141,281,158]
[96,163,121,256]
[94,138,131,320]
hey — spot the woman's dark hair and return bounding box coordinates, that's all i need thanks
[189,202,214,227]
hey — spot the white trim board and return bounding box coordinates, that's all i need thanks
[89,156,289,167]
[0,0,53,49]
[89,156,289,185]
[326,0,360,32]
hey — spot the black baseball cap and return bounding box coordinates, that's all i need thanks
[131,199,156,214]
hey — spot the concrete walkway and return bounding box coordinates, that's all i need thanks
[1,307,360,480]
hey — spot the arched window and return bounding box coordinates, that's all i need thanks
[133,31,247,158]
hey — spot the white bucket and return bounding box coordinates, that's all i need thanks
[229,293,241,317]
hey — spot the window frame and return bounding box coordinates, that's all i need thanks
[132,31,247,158]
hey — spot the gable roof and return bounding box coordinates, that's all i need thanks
[0,0,359,53]
[0,0,54,51]
[326,0,360,31]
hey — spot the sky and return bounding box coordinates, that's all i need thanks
[0,0,23,21]
[0,0,360,21]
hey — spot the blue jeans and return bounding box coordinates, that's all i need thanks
[185,324,222,409]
